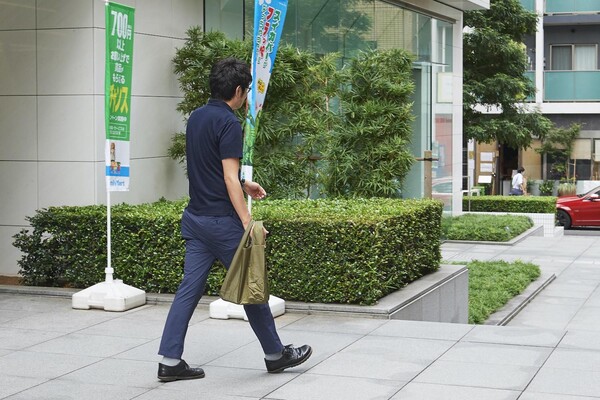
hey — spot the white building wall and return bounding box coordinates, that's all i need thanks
[0,0,202,276]
[452,13,465,215]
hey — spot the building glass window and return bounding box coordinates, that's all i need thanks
[551,44,598,70]
[221,0,456,209]
[205,0,244,40]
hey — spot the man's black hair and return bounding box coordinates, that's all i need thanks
[209,58,252,101]
[517,167,525,173]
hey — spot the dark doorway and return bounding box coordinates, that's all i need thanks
[499,144,518,195]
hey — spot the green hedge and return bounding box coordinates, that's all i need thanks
[442,214,533,242]
[13,198,442,305]
[462,196,556,213]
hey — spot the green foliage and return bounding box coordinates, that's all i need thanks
[13,201,188,291]
[539,180,554,196]
[463,0,552,149]
[173,29,251,118]
[535,124,581,181]
[169,29,416,199]
[13,198,442,306]
[442,214,533,242]
[467,260,540,324]
[462,195,556,213]
[323,49,415,197]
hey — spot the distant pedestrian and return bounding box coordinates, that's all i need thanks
[156,58,312,382]
[509,167,525,196]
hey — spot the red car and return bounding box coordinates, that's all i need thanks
[556,185,600,229]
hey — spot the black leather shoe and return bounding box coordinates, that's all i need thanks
[265,344,312,373]
[158,360,205,382]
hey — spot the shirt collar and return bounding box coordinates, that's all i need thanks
[207,98,233,112]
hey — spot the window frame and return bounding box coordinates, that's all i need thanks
[550,43,598,71]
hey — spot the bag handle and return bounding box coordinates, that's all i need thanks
[252,221,265,246]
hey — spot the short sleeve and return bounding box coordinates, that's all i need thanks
[219,119,243,160]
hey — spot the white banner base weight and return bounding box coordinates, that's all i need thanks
[72,279,146,312]
[209,296,285,321]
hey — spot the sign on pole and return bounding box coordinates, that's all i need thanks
[241,0,288,187]
[105,2,134,191]
[72,1,145,312]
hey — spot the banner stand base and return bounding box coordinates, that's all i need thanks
[209,295,285,320]
[72,279,146,312]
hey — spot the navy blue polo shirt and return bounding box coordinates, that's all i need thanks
[186,99,243,216]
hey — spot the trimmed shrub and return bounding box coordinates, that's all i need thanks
[468,260,540,324]
[13,198,442,305]
[462,195,556,213]
[442,214,533,242]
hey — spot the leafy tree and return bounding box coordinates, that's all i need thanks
[323,49,415,197]
[169,29,337,198]
[535,123,581,180]
[463,0,552,149]
[169,29,416,199]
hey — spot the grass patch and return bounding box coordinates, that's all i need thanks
[442,214,534,242]
[466,260,541,324]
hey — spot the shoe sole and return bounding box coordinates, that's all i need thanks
[267,347,313,374]
[158,372,205,382]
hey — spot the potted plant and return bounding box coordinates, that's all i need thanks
[557,179,577,197]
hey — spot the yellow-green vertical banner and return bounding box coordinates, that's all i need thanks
[105,2,134,191]
[241,0,288,185]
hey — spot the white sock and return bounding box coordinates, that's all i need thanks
[265,351,283,361]
[161,356,181,366]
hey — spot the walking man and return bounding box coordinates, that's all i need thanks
[157,58,312,381]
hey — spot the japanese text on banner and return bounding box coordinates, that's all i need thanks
[105,2,135,192]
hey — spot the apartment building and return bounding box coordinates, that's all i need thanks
[477,0,600,193]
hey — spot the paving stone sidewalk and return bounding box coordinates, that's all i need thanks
[1,234,600,399]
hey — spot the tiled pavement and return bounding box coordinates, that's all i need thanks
[1,233,600,399]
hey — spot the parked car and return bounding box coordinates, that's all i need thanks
[556,185,600,229]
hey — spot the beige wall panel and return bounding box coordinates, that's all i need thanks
[38,162,96,208]
[0,31,36,95]
[0,162,38,226]
[37,0,93,29]
[129,97,184,159]
[37,29,94,95]
[572,139,592,160]
[0,0,36,30]
[131,34,179,97]
[38,96,95,162]
[173,0,204,38]
[0,96,38,161]
[522,141,542,181]
[134,0,173,37]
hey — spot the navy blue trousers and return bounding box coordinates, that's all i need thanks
[158,209,283,359]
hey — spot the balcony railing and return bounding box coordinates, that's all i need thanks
[544,70,600,101]
[520,0,535,11]
[545,0,600,14]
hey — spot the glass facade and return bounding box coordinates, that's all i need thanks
[206,0,456,209]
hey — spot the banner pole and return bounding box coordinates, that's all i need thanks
[106,186,113,283]
[71,1,144,311]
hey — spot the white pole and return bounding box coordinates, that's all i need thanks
[106,187,114,283]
